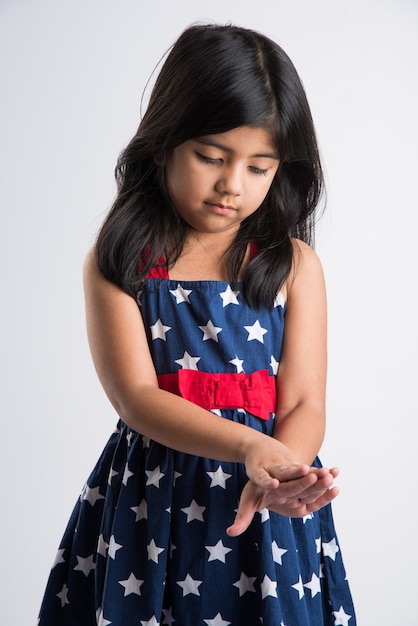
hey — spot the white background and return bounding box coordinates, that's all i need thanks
[1,1,417,624]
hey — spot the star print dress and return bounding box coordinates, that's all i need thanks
[38,268,356,626]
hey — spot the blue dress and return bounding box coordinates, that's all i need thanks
[38,275,356,626]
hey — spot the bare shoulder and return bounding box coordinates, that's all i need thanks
[83,246,121,295]
[83,246,96,272]
[82,245,138,319]
[83,246,102,285]
[291,238,323,272]
[82,245,158,399]
[287,238,325,294]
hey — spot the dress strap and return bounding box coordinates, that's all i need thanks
[249,241,259,259]
[158,369,276,421]
[146,257,169,279]
[139,245,169,279]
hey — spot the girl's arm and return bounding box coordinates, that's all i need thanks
[84,248,256,464]
[83,247,301,488]
[227,240,338,536]
[273,238,328,463]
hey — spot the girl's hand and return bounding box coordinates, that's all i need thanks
[227,466,339,537]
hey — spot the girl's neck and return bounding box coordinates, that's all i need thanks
[169,231,248,282]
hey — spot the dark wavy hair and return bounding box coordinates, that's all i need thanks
[96,23,324,308]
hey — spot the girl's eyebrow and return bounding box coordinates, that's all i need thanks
[195,137,279,160]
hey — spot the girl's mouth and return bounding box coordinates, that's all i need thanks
[205,202,236,215]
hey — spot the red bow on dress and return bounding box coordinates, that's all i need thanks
[158,369,276,421]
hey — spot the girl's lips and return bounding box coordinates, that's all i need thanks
[205,202,236,214]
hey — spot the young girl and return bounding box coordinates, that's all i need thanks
[38,23,356,626]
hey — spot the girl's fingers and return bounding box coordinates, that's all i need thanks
[248,463,311,490]
[226,513,251,537]
[229,466,340,535]
[226,484,263,537]
[270,472,319,498]
[307,485,340,510]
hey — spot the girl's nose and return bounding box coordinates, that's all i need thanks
[215,166,242,197]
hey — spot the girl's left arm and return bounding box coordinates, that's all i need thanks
[227,241,335,536]
[273,239,328,463]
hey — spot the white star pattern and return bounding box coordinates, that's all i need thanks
[332,606,352,625]
[108,535,123,559]
[261,574,277,599]
[161,607,175,625]
[199,320,222,341]
[207,465,232,488]
[304,573,321,597]
[233,572,257,596]
[74,554,95,576]
[219,285,240,306]
[126,431,135,446]
[140,617,160,626]
[270,355,279,375]
[108,468,118,484]
[315,537,322,553]
[122,463,134,486]
[146,466,165,488]
[147,538,165,563]
[169,284,192,304]
[272,541,287,565]
[118,572,144,596]
[81,484,105,506]
[244,320,268,343]
[175,351,201,370]
[258,508,270,523]
[181,499,206,522]
[97,534,109,557]
[96,609,112,626]
[205,540,232,563]
[204,613,231,625]
[177,573,203,596]
[291,575,305,600]
[274,290,286,308]
[131,499,148,521]
[229,355,244,373]
[150,319,172,341]
[302,513,313,523]
[52,548,65,568]
[323,537,340,561]
[56,583,69,608]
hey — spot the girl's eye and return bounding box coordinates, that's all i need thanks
[250,166,268,176]
[196,152,221,165]
[195,152,268,175]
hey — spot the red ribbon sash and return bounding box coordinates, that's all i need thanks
[158,369,276,421]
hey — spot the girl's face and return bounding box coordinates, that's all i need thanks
[165,126,279,238]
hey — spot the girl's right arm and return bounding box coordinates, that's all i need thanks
[83,248,334,509]
[84,247,271,469]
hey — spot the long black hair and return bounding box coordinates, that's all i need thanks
[95,23,324,308]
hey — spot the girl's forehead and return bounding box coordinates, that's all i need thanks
[191,127,279,158]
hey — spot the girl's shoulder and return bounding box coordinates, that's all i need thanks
[285,238,325,301]
[290,237,323,268]
[83,246,97,280]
